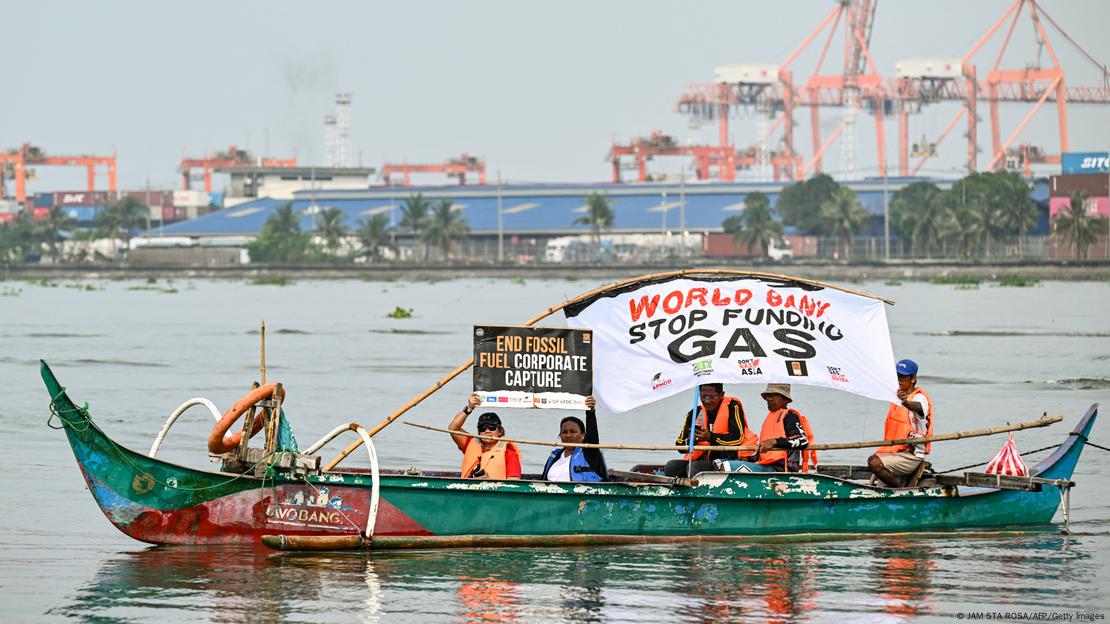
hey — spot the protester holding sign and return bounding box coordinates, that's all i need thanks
[542,396,607,482]
[449,393,521,480]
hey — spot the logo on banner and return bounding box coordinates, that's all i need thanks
[582,332,591,344]
[497,397,509,403]
[650,372,673,391]
[827,365,849,383]
[692,359,714,378]
[785,360,809,377]
[737,358,763,376]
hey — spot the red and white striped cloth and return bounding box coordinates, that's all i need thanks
[984,434,1029,477]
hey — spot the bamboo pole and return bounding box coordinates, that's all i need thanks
[260,320,266,385]
[400,415,1061,453]
[323,269,894,470]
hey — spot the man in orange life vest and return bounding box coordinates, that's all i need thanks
[868,359,933,487]
[663,383,757,478]
[754,383,813,472]
[449,393,522,480]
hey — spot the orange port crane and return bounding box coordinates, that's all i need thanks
[897,0,1110,176]
[676,0,884,182]
[609,131,801,183]
[381,154,487,186]
[676,0,1109,181]
[180,145,297,193]
[0,142,116,204]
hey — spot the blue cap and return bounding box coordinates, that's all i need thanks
[896,359,919,376]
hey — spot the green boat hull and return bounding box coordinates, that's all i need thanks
[43,361,1095,546]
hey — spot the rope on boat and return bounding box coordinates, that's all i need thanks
[937,443,1061,474]
[1070,431,1110,454]
[49,385,288,493]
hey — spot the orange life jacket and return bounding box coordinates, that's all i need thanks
[461,439,519,479]
[876,387,934,455]
[756,408,817,471]
[684,395,757,461]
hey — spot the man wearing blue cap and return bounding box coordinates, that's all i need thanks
[868,359,934,487]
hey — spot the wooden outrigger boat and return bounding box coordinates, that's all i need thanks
[42,271,1098,550]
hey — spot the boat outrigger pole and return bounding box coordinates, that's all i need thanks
[324,270,893,471]
[403,415,1063,454]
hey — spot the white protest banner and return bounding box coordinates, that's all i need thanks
[563,274,898,413]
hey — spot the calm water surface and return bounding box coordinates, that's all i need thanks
[1,276,1108,622]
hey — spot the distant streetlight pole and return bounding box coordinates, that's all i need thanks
[882,160,890,261]
[679,167,686,258]
[496,171,504,263]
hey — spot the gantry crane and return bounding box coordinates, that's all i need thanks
[0,143,116,205]
[180,145,297,193]
[381,154,487,186]
[897,0,1110,176]
[675,0,1110,182]
[609,131,801,183]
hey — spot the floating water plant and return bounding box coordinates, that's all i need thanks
[249,277,291,286]
[996,276,1039,287]
[930,275,980,286]
[387,306,414,319]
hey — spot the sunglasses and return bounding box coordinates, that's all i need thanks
[477,424,499,432]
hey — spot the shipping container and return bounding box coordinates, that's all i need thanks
[1062,151,1109,175]
[0,213,16,224]
[162,206,177,222]
[33,193,54,208]
[0,199,21,214]
[32,207,51,221]
[702,233,811,259]
[1049,174,1109,198]
[65,205,104,223]
[121,190,174,208]
[1049,196,1109,219]
[173,189,209,208]
[54,191,113,206]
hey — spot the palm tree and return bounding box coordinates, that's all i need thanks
[96,196,148,252]
[990,171,1036,255]
[721,192,783,258]
[314,207,348,255]
[819,186,867,260]
[249,202,310,262]
[1053,191,1109,260]
[355,213,393,261]
[400,194,431,260]
[574,192,614,245]
[890,182,954,257]
[43,205,76,264]
[421,199,469,260]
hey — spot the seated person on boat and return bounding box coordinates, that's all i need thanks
[868,359,934,487]
[450,394,522,480]
[542,395,607,482]
[663,383,757,478]
[746,383,815,472]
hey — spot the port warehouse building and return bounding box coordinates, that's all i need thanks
[148,178,1054,249]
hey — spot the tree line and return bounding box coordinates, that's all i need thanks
[719,171,1106,260]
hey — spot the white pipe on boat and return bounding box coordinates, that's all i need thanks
[303,423,381,538]
[149,398,222,458]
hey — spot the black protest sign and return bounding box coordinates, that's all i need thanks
[473,325,593,409]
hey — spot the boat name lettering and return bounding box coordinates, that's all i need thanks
[271,506,344,525]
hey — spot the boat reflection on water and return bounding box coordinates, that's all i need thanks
[874,540,937,618]
[57,533,1094,622]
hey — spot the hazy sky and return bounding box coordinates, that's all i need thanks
[5,0,1109,192]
